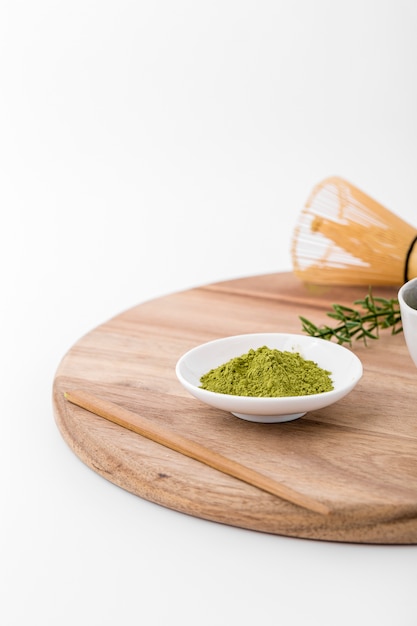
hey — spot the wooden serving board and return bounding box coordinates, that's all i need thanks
[53,273,417,543]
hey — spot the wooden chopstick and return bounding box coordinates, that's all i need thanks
[64,389,330,516]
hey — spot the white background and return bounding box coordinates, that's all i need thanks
[2,1,417,625]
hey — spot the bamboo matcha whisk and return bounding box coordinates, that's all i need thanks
[291,176,417,286]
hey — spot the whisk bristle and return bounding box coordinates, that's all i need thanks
[291,176,417,286]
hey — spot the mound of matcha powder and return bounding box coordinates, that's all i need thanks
[200,345,334,397]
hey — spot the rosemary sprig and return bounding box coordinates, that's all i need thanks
[300,291,402,346]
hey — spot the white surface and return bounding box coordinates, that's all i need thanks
[2,1,417,624]
[176,333,363,422]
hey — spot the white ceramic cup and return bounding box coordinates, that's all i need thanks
[398,277,417,368]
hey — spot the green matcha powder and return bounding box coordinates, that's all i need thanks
[200,345,334,397]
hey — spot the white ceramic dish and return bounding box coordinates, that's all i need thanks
[398,277,417,368]
[176,333,363,423]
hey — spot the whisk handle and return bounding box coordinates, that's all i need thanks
[405,234,417,282]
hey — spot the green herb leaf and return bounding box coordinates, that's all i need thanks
[300,289,402,346]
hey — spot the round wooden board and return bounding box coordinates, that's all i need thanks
[53,273,417,543]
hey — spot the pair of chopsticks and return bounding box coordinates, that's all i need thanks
[64,389,330,516]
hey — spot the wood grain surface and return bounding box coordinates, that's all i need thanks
[53,273,417,543]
